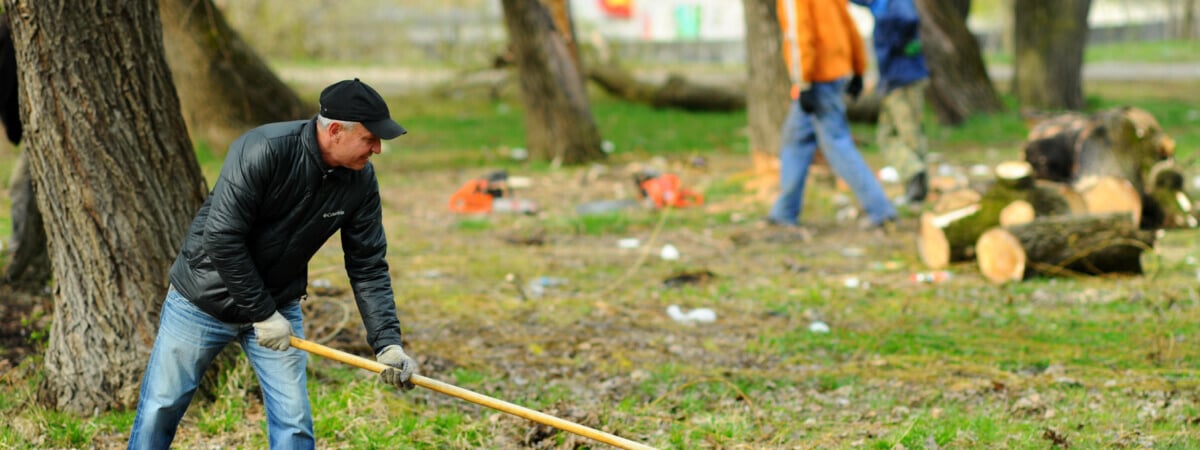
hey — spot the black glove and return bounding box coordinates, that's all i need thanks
[846,74,864,100]
[798,89,817,113]
[377,345,417,391]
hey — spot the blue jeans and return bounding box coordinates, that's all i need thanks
[769,77,897,226]
[128,288,313,450]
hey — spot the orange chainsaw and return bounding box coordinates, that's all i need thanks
[634,170,703,209]
[448,170,536,214]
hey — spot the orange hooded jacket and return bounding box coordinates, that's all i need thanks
[777,0,868,98]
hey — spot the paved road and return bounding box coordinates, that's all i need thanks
[988,62,1200,81]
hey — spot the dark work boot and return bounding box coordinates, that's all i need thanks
[903,172,928,204]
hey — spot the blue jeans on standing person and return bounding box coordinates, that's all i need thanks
[128,288,314,450]
[769,77,897,227]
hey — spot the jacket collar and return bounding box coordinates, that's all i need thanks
[303,116,351,180]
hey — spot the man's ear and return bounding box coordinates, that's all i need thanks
[327,121,342,137]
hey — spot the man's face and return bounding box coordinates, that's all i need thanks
[327,122,382,170]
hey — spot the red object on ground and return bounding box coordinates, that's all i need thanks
[448,179,495,214]
[638,173,704,209]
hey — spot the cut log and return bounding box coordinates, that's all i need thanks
[586,64,745,111]
[918,203,984,269]
[918,211,952,269]
[999,200,1035,226]
[1144,159,1198,229]
[1022,111,1090,183]
[975,227,1026,284]
[976,213,1156,284]
[1022,106,1175,190]
[987,161,1079,217]
[919,163,1087,269]
[1034,179,1088,215]
[1076,176,1142,227]
[928,174,969,199]
[931,187,981,213]
[918,165,1037,269]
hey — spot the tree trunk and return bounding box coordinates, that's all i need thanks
[158,0,312,153]
[946,0,971,19]
[915,0,1005,125]
[538,0,581,68]
[1012,0,1091,110]
[741,0,793,199]
[1185,0,1197,40]
[741,0,790,157]
[6,0,208,414]
[501,0,605,165]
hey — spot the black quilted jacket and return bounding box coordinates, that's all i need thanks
[169,118,402,352]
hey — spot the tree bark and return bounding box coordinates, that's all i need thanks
[946,0,971,19]
[741,0,790,157]
[158,0,312,153]
[538,0,581,68]
[6,0,208,414]
[1012,0,1091,110]
[915,0,1005,125]
[501,0,605,165]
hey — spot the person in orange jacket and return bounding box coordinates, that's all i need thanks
[768,0,897,232]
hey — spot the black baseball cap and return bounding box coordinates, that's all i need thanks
[319,78,407,139]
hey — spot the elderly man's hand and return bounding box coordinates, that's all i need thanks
[377,345,417,391]
[253,311,292,351]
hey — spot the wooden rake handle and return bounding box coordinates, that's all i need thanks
[289,337,656,450]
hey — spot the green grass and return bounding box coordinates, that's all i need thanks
[391,93,747,172]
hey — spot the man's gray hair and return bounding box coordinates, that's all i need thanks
[317,114,360,130]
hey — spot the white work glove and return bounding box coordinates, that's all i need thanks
[377,345,417,391]
[253,311,292,351]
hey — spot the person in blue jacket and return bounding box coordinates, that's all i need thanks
[853,0,932,205]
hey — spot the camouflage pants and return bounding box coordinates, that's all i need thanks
[878,79,929,182]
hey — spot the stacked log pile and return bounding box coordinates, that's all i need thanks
[918,106,1193,284]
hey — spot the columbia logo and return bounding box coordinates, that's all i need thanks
[322,210,345,219]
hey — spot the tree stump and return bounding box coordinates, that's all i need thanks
[976,213,1156,284]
